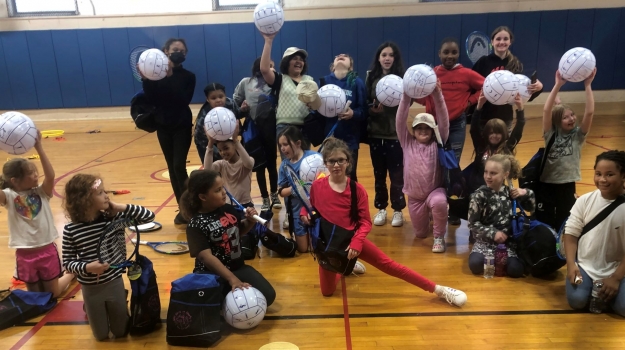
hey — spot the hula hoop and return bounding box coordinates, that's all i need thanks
[41,130,65,138]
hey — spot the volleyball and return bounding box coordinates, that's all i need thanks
[299,153,328,183]
[253,0,284,35]
[317,84,347,118]
[0,112,38,155]
[514,74,531,103]
[558,47,596,83]
[483,70,519,105]
[403,64,437,99]
[204,107,237,141]
[223,287,267,330]
[376,74,404,107]
[138,49,169,81]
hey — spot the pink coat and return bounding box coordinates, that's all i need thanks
[396,89,450,201]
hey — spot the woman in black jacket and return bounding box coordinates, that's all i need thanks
[142,38,196,225]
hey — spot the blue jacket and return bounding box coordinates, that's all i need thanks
[318,73,367,150]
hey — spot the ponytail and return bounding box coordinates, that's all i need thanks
[488,154,523,180]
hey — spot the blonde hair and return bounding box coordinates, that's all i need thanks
[63,174,99,223]
[487,154,522,179]
[551,103,574,131]
[1,158,36,190]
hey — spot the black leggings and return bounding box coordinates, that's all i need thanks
[219,264,276,306]
[255,122,278,198]
[157,125,192,203]
[534,181,576,230]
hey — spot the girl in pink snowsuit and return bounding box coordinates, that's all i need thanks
[396,84,450,253]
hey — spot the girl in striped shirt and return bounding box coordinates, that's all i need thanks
[62,174,154,341]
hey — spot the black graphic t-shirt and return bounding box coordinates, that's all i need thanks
[186,204,245,272]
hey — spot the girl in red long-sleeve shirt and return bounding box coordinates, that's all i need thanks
[300,137,467,307]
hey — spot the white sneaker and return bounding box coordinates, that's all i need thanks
[435,285,467,307]
[373,209,387,226]
[432,237,446,253]
[283,218,289,229]
[352,261,366,275]
[391,211,404,227]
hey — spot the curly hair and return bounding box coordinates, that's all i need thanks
[487,154,522,180]
[595,150,625,174]
[180,169,221,221]
[63,173,99,223]
[1,158,36,190]
[320,137,353,175]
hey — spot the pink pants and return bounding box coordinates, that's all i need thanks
[408,188,448,238]
[319,239,436,296]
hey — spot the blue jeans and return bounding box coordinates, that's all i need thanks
[565,265,625,316]
[447,113,466,164]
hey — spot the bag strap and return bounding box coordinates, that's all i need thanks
[349,179,358,226]
[580,194,625,237]
[538,133,556,178]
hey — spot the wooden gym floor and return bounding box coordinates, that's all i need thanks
[0,110,624,350]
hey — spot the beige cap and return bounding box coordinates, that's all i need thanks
[408,113,443,144]
[296,80,321,110]
[283,47,308,59]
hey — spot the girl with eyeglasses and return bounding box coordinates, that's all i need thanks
[300,137,467,307]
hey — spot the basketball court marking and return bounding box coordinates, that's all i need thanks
[9,138,177,350]
[341,277,353,350]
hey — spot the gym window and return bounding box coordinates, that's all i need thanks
[6,0,79,17]
[212,0,284,11]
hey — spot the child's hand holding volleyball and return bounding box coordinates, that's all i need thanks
[554,70,566,88]
[584,67,597,87]
[477,90,487,110]
[34,129,43,150]
[228,277,251,292]
[513,93,523,111]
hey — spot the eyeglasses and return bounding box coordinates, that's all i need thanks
[325,158,348,166]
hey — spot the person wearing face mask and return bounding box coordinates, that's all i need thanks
[141,38,196,225]
[471,26,543,129]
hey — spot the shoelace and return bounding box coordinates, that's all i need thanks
[443,289,458,305]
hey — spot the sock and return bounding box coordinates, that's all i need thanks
[434,285,444,296]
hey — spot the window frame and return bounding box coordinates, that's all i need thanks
[6,0,79,17]
[212,0,284,11]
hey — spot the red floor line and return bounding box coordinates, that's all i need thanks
[341,277,353,350]
[10,135,173,350]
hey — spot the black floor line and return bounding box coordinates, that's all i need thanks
[16,308,585,327]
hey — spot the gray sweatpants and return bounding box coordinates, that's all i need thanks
[82,277,129,341]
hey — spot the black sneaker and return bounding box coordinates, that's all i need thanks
[174,212,188,225]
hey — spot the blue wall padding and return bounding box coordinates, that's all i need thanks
[0,8,622,110]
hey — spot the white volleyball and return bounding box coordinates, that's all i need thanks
[376,74,403,107]
[204,107,237,141]
[483,70,519,105]
[138,49,169,81]
[403,64,437,99]
[253,1,285,35]
[0,112,38,155]
[558,47,596,83]
[317,84,347,118]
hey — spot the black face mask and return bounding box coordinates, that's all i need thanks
[169,51,186,65]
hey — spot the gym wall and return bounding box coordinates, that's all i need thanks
[0,0,623,110]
